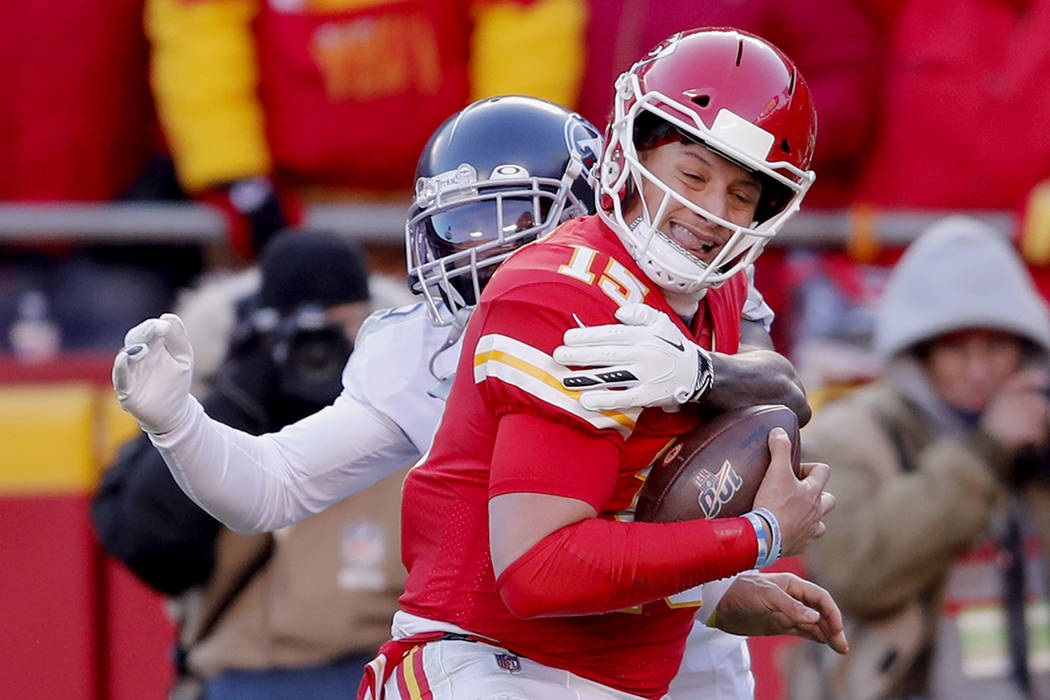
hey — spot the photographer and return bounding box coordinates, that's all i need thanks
[798,217,1050,700]
[92,230,392,699]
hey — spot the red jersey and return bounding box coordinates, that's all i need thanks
[398,216,749,698]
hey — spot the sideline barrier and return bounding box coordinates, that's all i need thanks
[0,201,1016,246]
[0,360,174,699]
[0,384,100,698]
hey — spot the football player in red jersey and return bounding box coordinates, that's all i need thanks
[366,28,844,700]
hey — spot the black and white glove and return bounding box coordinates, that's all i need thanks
[553,303,714,411]
[112,313,195,435]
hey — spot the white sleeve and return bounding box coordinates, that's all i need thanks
[148,389,420,533]
[145,303,457,534]
[741,264,774,332]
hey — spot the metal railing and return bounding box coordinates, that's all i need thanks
[0,202,1016,246]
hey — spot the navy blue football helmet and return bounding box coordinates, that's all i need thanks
[407,95,601,324]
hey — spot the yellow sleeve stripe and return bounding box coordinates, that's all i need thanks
[665,583,705,609]
[473,333,638,436]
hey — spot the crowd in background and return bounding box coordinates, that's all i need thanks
[4,0,1050,394]
[5,1,1050,698]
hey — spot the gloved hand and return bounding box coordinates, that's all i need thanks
[553,303,714,411]
[113,313,195,435]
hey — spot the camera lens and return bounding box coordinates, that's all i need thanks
[266,305,354,408]
[287,329,350,387]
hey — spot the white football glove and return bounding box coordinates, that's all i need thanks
[553,303,714,412]
[112,313,195,435]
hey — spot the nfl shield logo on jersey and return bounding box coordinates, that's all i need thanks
[338,520,387,591]
[494,653,522,673]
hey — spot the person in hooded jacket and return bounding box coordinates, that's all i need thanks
[798,216,1050,700]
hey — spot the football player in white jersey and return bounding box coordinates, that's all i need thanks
[114,95,839,699]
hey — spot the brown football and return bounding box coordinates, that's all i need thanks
[634,405,800,523]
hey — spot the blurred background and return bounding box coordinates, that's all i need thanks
[3,0,1050,698]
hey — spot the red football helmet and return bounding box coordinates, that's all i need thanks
[598,28,817,295]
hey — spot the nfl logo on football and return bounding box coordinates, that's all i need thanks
[697,460,744,518]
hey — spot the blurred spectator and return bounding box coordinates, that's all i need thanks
[0,243,202,356]
[779,249,891,401]
[91,230,404,699]
[857,0,1050,213]
[172,259,413,397]
[0,0,204,355]
[147,0,586,257]
[577,0,883,207]
[855,0,1050,297]
[0,0,154,201]
[797,216,1050,700]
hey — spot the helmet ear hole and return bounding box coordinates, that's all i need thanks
[780,139,792,155]
[691,94,711,108]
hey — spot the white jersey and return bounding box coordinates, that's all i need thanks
[151,290,770,698]
[671,615,753,699]
[341,303,461,455]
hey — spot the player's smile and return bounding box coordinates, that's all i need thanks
[664,220,727,264]
[630,139,761,271]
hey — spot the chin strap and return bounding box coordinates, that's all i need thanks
[427,306,473,400]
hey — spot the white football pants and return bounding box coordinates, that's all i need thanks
[379,638,659,700]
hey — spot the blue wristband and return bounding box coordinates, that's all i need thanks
[743,508,781,569]
[753,507,782,567]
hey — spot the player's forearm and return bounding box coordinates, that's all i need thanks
[147,398,302,532]
[705,349,811,426]
[149,393,414,532]
[696,574,743,625]
[494,515,758,619]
